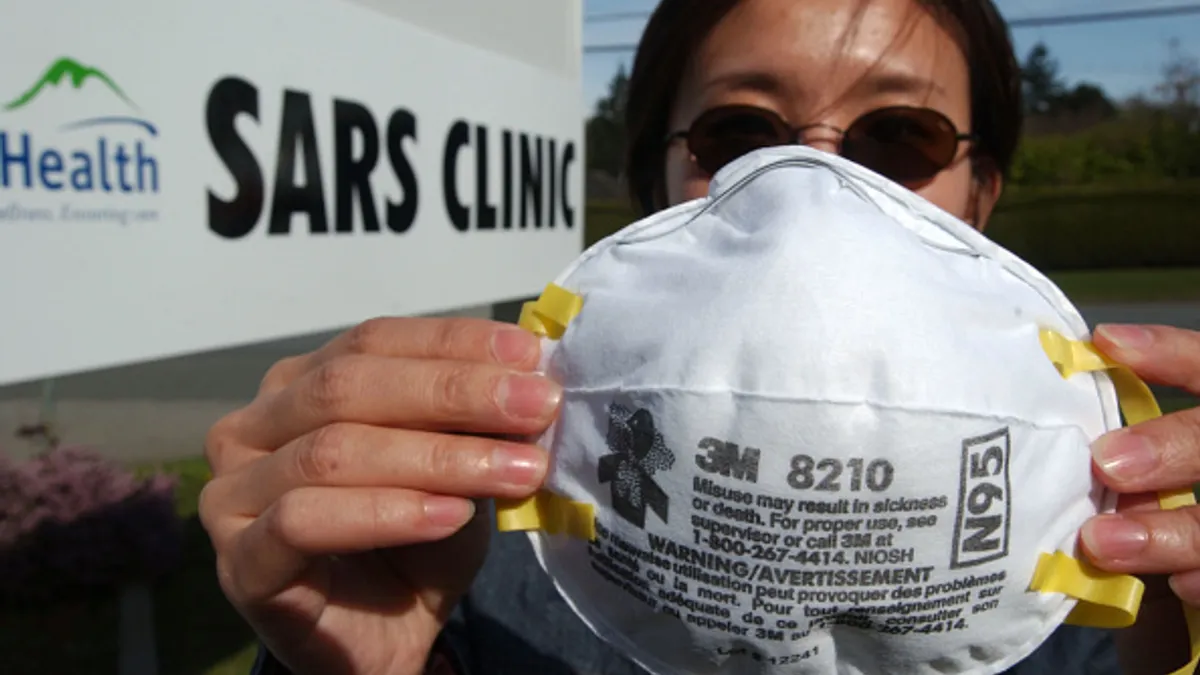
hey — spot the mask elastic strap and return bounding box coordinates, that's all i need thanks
[1035,329,1200,674]
[494,284,597,541]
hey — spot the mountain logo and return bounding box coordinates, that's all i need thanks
[2,56,156,136]
[0,55,161,199]
[5,57,136,112]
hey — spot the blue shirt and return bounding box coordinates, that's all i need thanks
[254,511,1122,674]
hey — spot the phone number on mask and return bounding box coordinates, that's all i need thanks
[693,530,915,566]
[693,529,841,564]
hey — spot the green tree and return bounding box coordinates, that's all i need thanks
[1020,42,1117,130]
[1156,38,1200,125]
[1021,43,1066,115]
[1056,83,1117,118]
[586,66,629,178]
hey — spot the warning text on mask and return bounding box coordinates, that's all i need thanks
[585,431,1015,665]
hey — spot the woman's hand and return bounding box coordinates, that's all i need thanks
[1075,323,1200,673]
[198,317,561,675]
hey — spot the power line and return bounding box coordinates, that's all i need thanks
[583,3,1200,53]
[1008,3,1200,27]
[584,43,645,54]
[583,10,650,24]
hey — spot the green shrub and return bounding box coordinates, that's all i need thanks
[586,179,1200,272]
[988,182,1200,270]
[585,200,638,248]
[1010,113,1200,187]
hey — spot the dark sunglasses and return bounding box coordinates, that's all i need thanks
[666,105,977,186]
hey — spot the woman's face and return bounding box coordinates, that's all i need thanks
[665,0,1002,229]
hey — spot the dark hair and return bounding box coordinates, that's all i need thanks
[623,0,1024,215]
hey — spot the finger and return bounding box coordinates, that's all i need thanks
[1090,406,1200,493]
[1093,324,1200,393]
[257,318,540,398]
[205,410,269,475]
[306,317,541,375]
[235,355,562,450]
[1080,509,1200,575]
[1168,569,1200,607]
[218,423,547,515]
[223,487,475,605]
[258,354,310,396]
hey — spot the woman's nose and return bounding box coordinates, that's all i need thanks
[794,124,843,155]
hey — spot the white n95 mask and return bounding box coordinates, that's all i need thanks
[493,146,1200,675]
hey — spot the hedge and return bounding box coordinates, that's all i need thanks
[987,181,1200,270]
[585,179,1200,272]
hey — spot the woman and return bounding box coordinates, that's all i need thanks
[201,0,1200,673]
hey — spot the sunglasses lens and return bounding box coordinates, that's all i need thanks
[842,108,959,184]
[689,107,790,176]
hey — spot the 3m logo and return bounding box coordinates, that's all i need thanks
[950,428,1012,569]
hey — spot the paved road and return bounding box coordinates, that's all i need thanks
[0,301,1195,462]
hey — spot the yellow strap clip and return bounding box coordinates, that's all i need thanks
[518,283,584,339]
[1029,551,1143,628]
[495,491,596,541]
[496,283,596,541]
[1037,328,1200,674]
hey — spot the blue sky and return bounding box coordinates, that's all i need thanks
[582,0,1200,113]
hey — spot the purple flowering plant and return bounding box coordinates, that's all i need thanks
[0,445,183,606]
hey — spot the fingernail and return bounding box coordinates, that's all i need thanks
[493,444,548,489]
[497,374,562,420]
[423,496,475,529]
[1169,571,1200,604]
[1096,324,1153,352]
[1092,431,1158,482]
[1081,515,1150,560]
[491,327,538,366]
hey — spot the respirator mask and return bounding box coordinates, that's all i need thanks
[494,146,1200,674]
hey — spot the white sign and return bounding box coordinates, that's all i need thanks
[0,0,584,385]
